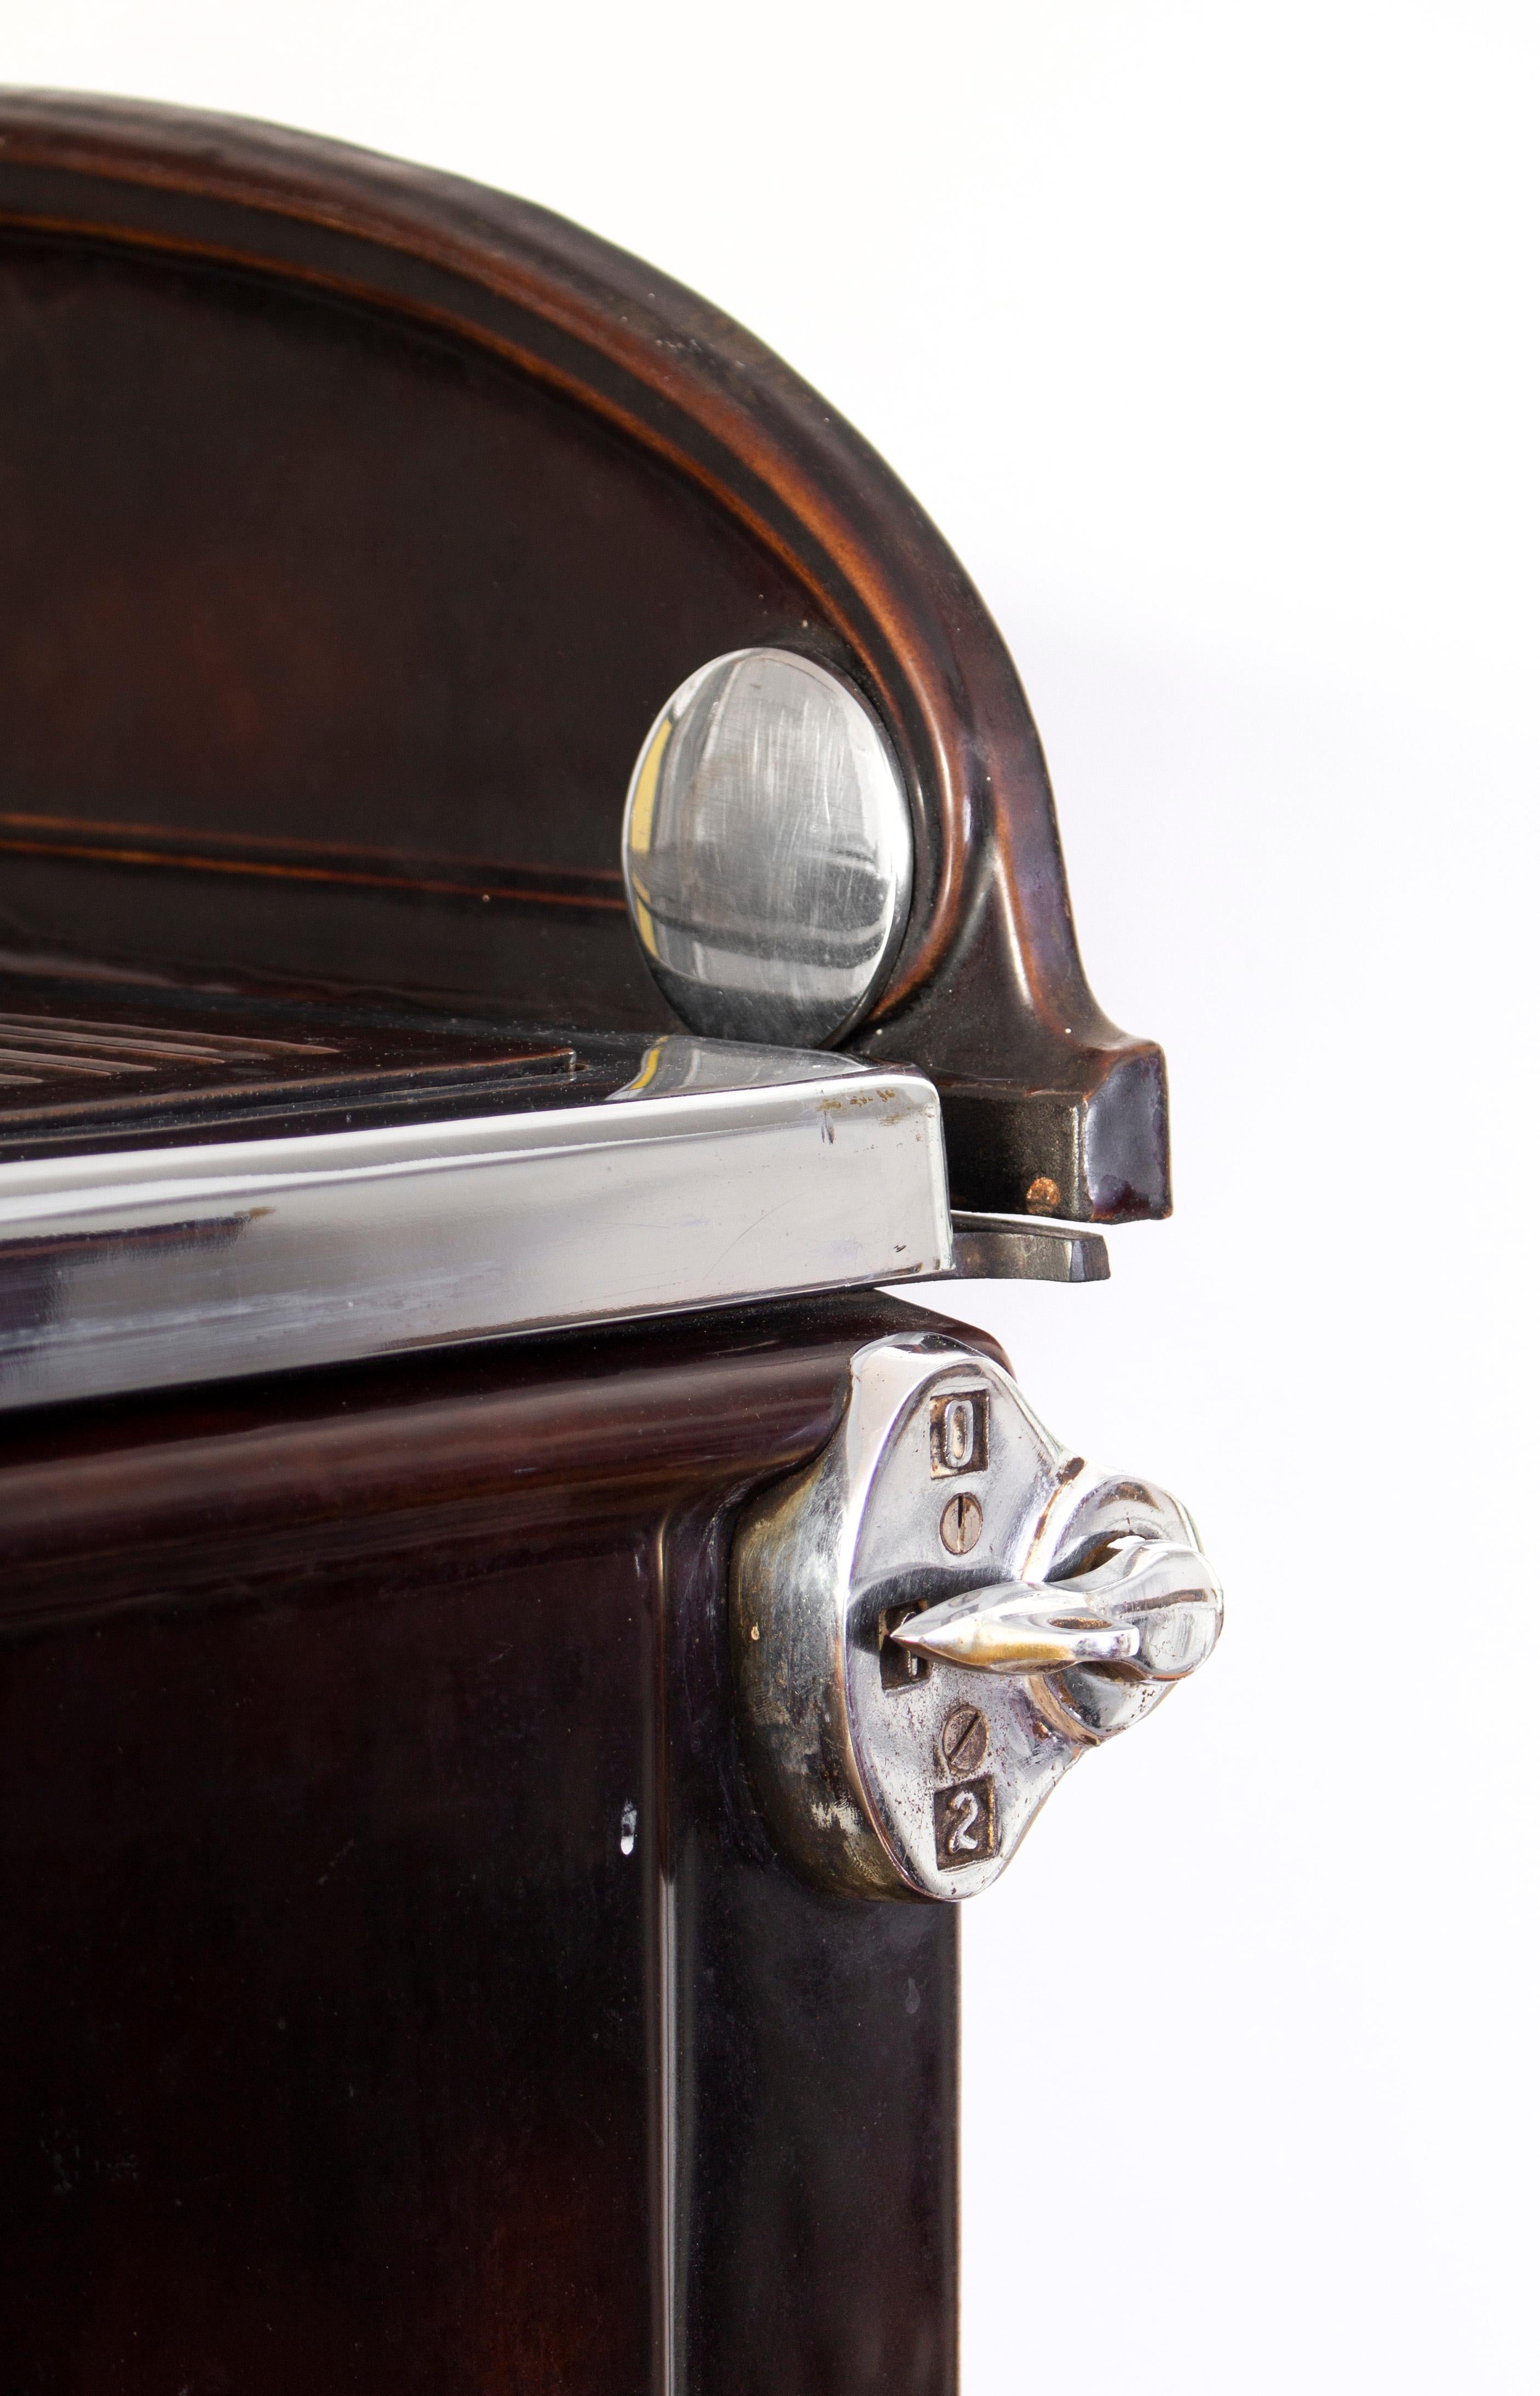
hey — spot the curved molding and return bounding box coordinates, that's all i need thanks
[0,91,1169,1218]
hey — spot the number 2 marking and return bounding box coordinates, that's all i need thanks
[933,1774,997,1871]
[945,1788,981,1854]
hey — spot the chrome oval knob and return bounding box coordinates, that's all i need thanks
[731,1337,1222,1901]
[621,648,914,1047]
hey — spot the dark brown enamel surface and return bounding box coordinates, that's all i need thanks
[0,90,1168,1218]
[0,1294,985,2394]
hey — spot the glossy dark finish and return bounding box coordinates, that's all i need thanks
[0,91,1168,1219]
[0,1294,992,2393]
[0,965,582,1153]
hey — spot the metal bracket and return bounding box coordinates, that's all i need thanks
[945,1211,1110,1283]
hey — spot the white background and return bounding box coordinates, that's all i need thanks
[5,5,1536,2387]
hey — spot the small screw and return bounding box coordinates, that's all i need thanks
[940,1492,983,1554]
[940,1703,989,1776]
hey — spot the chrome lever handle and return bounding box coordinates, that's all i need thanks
[892,1537,1222,1684]
[894,1590,1139,1673]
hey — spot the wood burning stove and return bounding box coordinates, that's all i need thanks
[0,93,1219,2395]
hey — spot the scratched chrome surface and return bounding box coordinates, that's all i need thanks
[622,649,913,1047]
[0,1037,951,1411]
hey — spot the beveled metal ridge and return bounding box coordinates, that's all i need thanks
[0,1037,953,1412]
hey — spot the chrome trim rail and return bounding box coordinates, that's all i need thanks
[0,1039,952,1412]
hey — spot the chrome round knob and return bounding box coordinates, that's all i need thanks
[621,649,913,1047]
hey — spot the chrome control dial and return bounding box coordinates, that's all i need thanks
[731,1335,1222,1901]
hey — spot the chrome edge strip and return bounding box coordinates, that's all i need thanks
[0,1039,953,1411]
